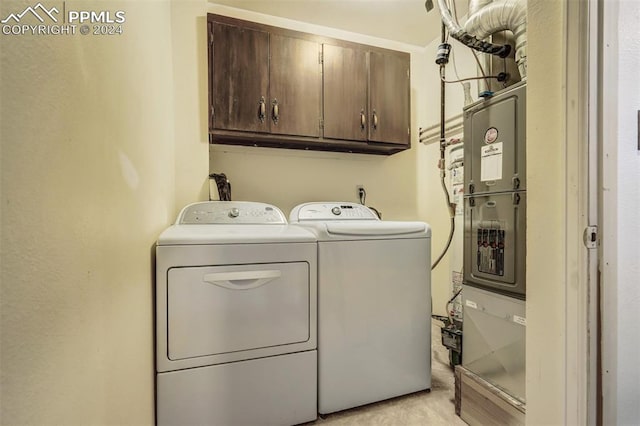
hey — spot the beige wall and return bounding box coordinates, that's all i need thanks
[526,1,566,424]
[0,1,179,424]
[171,1,210,209]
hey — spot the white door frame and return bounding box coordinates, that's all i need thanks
[563,0,600,424]
[599,0,621,424]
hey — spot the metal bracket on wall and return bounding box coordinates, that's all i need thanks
[583,226,598,249]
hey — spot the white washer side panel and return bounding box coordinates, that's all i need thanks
[318,238,431,414]
[157,351,317,426]
[168,262,310,360]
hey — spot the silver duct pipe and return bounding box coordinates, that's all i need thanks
[436,0,511,58]
[464,0,527,79]
[436,0,527,94]
[468,0,493,17]
[467,0,495,95]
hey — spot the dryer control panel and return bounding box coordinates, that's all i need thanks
[178,201,287,224]
[290,202,379,222]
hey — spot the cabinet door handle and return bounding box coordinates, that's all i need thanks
[272,99,279,124]
[372,110,378,130]
[360,110,366,130]
[258,97,266,122]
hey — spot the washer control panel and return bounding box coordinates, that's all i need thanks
[178,201,287,224]
[291,202,378,221]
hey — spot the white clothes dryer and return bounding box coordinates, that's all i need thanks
[156,201,317,426]
[289,202,432,414]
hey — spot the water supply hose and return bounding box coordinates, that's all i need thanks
[431,159,456,270]
[431,25,456,271]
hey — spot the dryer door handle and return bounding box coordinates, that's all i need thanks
[203,270,282,290]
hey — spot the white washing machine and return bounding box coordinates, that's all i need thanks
[156,201,318,426]
[289,202,432,414]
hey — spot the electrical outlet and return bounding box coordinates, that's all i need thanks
[356,185,365,204]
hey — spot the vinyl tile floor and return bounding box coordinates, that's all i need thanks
[303,320,467,426]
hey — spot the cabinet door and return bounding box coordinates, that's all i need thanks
[322,44,368,141]
[368,51,410,145]
[269,34,321,138]
[211,23,269,133]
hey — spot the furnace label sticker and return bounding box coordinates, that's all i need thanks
[480,142,503,181]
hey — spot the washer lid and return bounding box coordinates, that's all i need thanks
[289,202,431,240]
[295,221,431,240]
[325,222,428,236]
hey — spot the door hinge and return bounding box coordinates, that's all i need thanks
[512,176,521,190]
[319,118,324,130]
[583,226,598,249]
[512,192,521,205]
[209,30,213,47]
[319,51,323,64]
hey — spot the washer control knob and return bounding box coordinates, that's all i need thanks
[228,207,240,218]
[331,207,341,216]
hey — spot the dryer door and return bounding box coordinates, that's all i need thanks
[167,262,310,360]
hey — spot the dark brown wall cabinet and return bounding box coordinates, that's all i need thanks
[322,44,368,142]
[368,51,411,145]
[209,20,321,137]
[208,14,411,155]
[323,45,410,147]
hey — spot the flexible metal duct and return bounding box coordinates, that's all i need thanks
[465,0,527,78]
[437,0,511,58]
[468,0,493,17]
[458,0,502,95]
[437,0,527,80]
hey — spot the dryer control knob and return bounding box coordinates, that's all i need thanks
[331,207,341,215]
[229,207,240,218]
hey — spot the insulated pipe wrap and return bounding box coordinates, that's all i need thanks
[468,0,494,18]
[464,0,527,78]
[436,0,511,58]
[436,0,527,79]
